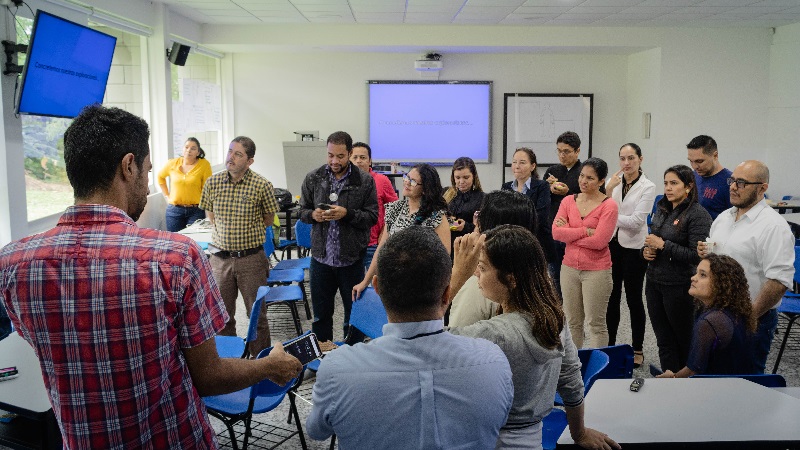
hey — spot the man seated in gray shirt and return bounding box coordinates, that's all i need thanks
[306,227,514,449]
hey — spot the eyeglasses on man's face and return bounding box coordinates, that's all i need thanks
[402,175,420,187]
[726,177,763,189]
[557,149,575,155]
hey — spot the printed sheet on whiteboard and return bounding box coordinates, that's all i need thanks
[505,94,592,166]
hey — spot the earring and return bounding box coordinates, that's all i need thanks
[686,190,690,194]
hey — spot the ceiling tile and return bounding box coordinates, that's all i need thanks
[569,6,628,13]
[514,6,574,13]
[579,0,645,6]
[520,0,584,6]
[750,0,800,6]
[694,0,756,6]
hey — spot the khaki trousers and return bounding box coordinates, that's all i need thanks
[560,265,612,349]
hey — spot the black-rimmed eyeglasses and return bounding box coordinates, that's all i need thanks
[402,175,419,187]
[726,177,763,189]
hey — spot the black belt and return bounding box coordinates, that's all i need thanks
[213,247,262,258]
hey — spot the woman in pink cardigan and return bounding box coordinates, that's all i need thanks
[552,157,618,348]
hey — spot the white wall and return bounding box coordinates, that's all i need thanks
[229,26,774,196]
[232,51,628,193]
[768,22,800,200]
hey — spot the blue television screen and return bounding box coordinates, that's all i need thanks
[368,81,492,163]
[16,10,116,118]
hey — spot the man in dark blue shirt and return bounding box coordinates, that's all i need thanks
[687,135,732,220]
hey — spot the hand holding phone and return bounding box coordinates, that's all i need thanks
[317,203,332,211]
[283,333,323,365]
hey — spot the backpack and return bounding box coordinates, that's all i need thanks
[273,188,294,209]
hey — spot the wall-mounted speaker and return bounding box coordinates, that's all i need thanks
[167,42,191,66]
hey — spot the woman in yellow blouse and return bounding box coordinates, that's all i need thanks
[157,137,212,231]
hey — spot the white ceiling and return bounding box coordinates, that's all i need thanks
[161,0,800,28]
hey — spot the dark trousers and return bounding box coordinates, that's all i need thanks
[310,258,364,342]
[165,204,205,232]
[645,280,695,372]
[607,239,648,351]
[750,308,778,373]
[552,240,566,300]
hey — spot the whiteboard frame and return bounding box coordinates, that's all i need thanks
[502,93,593,184]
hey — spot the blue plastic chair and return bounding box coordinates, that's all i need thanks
[273,222,312,271]
[204,335,309,450]
[347,287,389,340]
[215,285,269,359]
[554,348,611,406]
[543,349,610,450]
[691,373,787,388]
[264,228,311,321]
[256,285,306,336]
[306,288,388,373]
[595,344,635,379]
[647,194,664,232]
[772,246,800,374]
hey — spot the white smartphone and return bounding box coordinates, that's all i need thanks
[283,333,323,365]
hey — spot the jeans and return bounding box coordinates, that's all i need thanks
[749,308,778,374]
[645,280,695,372]
[362,244,378,274]
[165,204,206,232]
[310,258,364,342]
[552,240,566,299]
[607,239,648,351]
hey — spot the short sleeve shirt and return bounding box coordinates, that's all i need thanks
[384,198,444,236]
[200,169,278,250]
[0,205,228,450]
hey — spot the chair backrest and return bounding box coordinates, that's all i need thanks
[263,227,276,256]
[349,287,388,339]
[594,344,635,379]
[647,194,664,228]
[576,349,610,394]
[295,221,312,249]
[248,286,270,345]
[794,246,800,285]
[250,340,304,398]
[691,373,786,388]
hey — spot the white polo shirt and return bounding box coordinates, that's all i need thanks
[709,199,795,305]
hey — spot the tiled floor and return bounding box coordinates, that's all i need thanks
[212,274,800,450]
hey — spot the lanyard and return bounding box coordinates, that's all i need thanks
[403,329,444,340]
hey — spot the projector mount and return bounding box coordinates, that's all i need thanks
[2,40,27,76]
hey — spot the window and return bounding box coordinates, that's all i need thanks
[17,18,147,221]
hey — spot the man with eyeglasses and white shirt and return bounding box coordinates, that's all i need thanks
[697,160,795,373]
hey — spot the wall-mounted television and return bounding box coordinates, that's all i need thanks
[368,81,492,163]
[16,10,116,118]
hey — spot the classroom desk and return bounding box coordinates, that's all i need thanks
[178,220,213,248]
[0,334,61,449]
[774,386,800,400]
[770,201,800,214]
[556,378,800,449]
[783,212,800,225]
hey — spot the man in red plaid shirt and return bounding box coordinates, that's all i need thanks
[0,105,302,449]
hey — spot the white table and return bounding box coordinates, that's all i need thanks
[557,378,800,449]
[0,334,50,414]
[774,386,800,400]
[178,220,213,248]
[0,333,61,449]
[783,212,800,224]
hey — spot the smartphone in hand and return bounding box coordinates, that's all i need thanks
[283,333,323,365]
[317,203,332,211]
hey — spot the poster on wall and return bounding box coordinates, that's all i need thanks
[172,78,222,153]
[503,94,593,168]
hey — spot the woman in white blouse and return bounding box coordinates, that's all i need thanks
[605,143,656,367]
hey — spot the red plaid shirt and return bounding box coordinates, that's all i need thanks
[0,205,228,449]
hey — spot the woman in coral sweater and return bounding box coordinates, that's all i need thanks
[552,157,618,348]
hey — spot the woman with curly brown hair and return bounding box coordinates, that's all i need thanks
[657,253,757,378]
